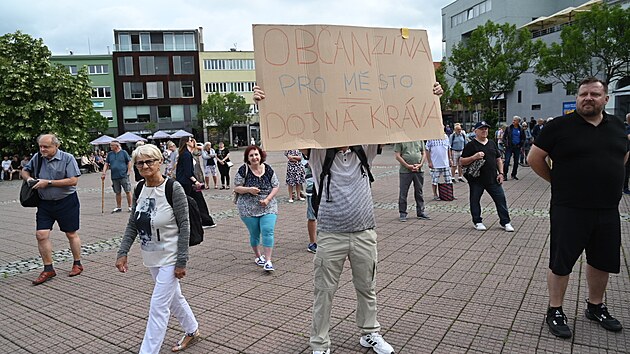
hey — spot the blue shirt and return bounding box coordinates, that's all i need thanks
[106,150,131,180]
[511,127,521,145]
[24,150,81,200]
[449,133,466,151]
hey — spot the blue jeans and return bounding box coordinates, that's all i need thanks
[468,180,510,226]
[241,214,277,247]
[503,146,521,178]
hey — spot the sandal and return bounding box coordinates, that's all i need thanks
[172,329,200,352]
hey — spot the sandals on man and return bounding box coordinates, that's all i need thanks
[172,329,200,352]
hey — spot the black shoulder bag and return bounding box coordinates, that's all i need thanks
[20,154,44,207]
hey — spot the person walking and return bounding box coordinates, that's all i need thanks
[201,142,218,189]
[394,140,430,222]
[528,77,626,338]
[449,123,467,182]
[22,134,84,285]
[503,116,526,180]
[101,140,133,212]
[285,149,306,202]
[425,132,453,200]
[175,137,215,228]
[116,144,200,353]
[461,121,513,232]
[233,145,280,272]
[216,141,232,189]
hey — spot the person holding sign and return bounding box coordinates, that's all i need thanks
[254,82,443,354]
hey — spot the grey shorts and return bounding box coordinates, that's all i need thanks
[112,176,132,194]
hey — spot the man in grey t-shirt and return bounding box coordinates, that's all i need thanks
[101,140,133,213]
[22,134,83,285]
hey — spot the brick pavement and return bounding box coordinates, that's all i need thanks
[0,145,628,353]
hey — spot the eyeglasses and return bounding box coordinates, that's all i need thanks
[135,159,159,168]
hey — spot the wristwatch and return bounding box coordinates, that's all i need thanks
[48,180,53,185]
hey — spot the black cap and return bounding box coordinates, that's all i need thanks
[473,121,490,130]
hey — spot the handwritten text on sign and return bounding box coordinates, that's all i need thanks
[253,24,442,150]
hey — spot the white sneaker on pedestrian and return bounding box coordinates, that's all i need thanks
[474,223,487,231]
[263,261,275,272]
[312,350,330,354]
[111,207,122,213]
[255,255,266,266]
[502,223,514,232]
[360,332,394,354]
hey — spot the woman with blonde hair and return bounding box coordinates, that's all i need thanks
[116,143,200,353]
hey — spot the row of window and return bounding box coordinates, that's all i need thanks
[65,64,109,75]
[122,105,197,123]
[118,56,195,76]
[117,32,197,52]
[205,81,256,93]
[451,0,492,28]
[123,81,194,99]
[203,59,255,71]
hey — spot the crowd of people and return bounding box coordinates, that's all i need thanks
[16,77,630,353]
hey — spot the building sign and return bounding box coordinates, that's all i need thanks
[253,24,443,150]
[93,101,105,108]
[562,101,576,115]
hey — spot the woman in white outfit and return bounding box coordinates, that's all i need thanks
[116,144,200,353]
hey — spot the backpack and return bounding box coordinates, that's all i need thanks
[311,145,374,218]
[134,178,204,246]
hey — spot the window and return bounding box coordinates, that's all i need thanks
[204,81,256,93]
[118,56,133,76]
[96,110,114,121]
[123,106,150,123]
[517,90,522,103]
[139,56,169,75]
[203,59,255,71]
[451,0,492,27]
[88,64,108,75]
[66,65,78,75]
[163,32,196,51]
[146,82,164,99]
[123,82,144,99]
[92,87,111,98]
[158,106,171,121]
[537,82,553,94]
[173,56,195,74]
[118,33,131,51]
[140,33,151,51]
[171,105,185,122]
[169,81,194,98]
[532,104,541,110]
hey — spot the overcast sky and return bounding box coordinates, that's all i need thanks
[0,0,452,61]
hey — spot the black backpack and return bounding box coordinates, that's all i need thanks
[311,145,374,218]
[134,178,204,247]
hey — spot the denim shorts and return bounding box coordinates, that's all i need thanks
[112,175,132,193]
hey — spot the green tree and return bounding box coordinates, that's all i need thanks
[536,3,630,90]
[449,21,541,126]
[198,92,250,141]
[0,31,107,156]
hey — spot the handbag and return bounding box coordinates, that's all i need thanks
[19,154,43,207]
[226,161,234,168]
[462,158,485,178]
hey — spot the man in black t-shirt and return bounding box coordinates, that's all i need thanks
[528,77,627,339]
[461,121,513,232]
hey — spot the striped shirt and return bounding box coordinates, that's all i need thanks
[310,145,378,233]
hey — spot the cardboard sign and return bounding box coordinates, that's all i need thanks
[253,24,443,150]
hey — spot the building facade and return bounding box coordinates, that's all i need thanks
[112,29,203,137]
[441,0,620,124]
[50,54,118,135]
[199,50,259,145]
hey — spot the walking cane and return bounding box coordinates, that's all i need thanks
[101,178,104,214]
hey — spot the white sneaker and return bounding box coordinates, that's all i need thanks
[255,255,266,266]
[312,350,330,354]
[502,223,514,232]
[360,332,394,354]
[263,261,275,272]
[474,223,487,231]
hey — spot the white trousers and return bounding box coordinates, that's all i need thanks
[139,265,198,354]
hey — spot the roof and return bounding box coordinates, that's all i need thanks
[522,0,602,31]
